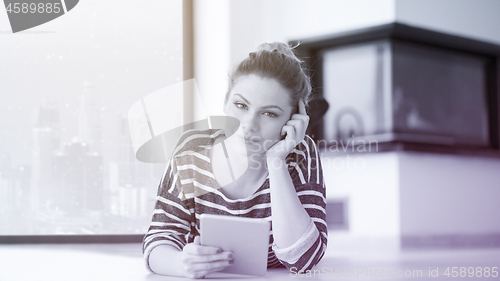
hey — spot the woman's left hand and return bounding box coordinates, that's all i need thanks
[266,99,309,160]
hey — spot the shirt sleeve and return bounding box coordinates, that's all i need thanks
[271,135,328,272]
[142,156,194,273]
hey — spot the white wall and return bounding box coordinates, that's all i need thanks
[396,0,500,45]
[229,0,396,69]
[322,151,400,238]
[399,152,500,236]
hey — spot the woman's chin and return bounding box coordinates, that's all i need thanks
[232,141,264,157]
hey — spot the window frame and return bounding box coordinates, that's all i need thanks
[0,0,194,244]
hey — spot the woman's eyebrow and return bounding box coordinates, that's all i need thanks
[262,105,284,112]
[234,93,284,112]
[235,93,250,104]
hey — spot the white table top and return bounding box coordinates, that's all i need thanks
[1,243,499,280]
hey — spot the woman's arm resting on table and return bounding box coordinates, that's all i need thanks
[266,149,327,271]
[267,157,312,248]
[265,101,327,270]
[149,237,233,279]
[149,244,185,277]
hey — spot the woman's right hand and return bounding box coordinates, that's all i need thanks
[181,236,234,279]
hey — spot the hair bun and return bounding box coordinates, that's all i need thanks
[255,42,302,63]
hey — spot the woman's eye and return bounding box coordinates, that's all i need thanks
[263,112,278,118]
[234,102,247,109]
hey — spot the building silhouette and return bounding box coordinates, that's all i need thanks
[52,139,103,212]
[78,81,103,154]
[31,101,60,212]
[108,114,156,219]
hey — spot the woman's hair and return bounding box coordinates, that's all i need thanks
[224,42,313,115]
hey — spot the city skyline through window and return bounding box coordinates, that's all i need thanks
[0,0,183,235]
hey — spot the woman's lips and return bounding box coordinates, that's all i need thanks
[237,134,260,142]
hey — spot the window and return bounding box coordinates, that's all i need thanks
[0,0,185,235]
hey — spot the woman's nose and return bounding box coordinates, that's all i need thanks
[241,113,259,132]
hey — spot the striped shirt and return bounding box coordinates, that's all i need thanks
[143,129,327,273]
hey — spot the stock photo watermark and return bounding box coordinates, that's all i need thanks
[245,136,379,171]
[290,266,499,278]
[3,0,79,33]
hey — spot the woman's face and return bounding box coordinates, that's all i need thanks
[224,74,294,154]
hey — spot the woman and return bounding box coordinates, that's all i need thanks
[143,42,327,279]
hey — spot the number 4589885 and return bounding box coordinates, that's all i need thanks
[6,3,62,14]
[444,267,498,278]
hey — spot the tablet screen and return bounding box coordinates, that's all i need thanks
[200,214,270,276]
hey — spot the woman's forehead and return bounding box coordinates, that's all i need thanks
[230,75,292,108]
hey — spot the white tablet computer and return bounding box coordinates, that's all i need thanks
[200,214,270,277]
